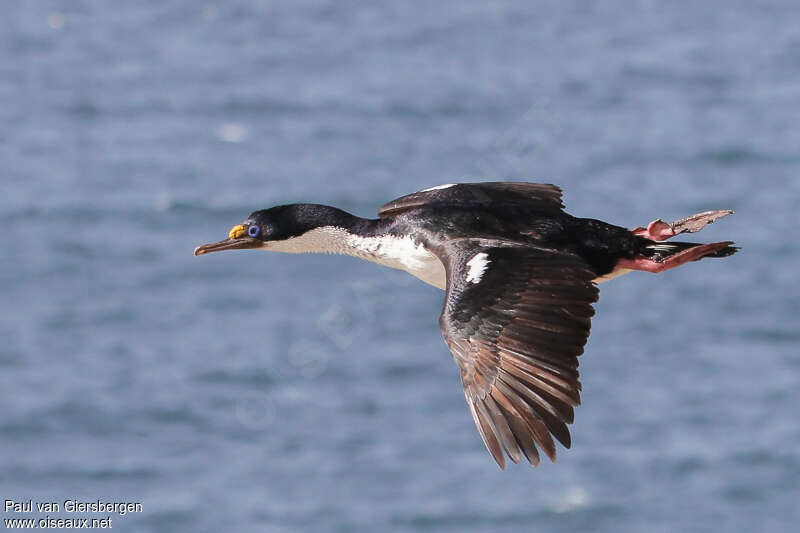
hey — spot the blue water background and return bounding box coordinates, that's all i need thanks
[1,1,799,532]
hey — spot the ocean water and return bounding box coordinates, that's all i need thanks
[2,1,799,532]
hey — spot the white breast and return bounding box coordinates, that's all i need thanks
[347,233,447,290]
[262,227,447,290]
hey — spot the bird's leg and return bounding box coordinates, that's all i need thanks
[631,210,733,241]
[631,219,674,241]
[616,241,734,273]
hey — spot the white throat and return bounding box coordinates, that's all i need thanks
[262,226,447,290]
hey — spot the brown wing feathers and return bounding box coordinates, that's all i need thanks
[440,244,598,468]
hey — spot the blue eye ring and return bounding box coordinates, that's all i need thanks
[247,225,260,238]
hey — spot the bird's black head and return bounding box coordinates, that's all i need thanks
[194,204,357,256]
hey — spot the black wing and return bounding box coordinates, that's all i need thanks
[437,240,599,468]
[378,182,564,218]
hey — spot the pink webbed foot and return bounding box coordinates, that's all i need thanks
[616,241,735,273]
[632,210,734,241]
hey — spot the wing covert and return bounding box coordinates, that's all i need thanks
[378,182,564,218]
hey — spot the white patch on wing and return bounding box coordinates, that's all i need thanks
[261,227,447,289]
[420,183,456,192]
[465,252,490,284]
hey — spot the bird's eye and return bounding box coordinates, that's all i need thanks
[247,225,260,238]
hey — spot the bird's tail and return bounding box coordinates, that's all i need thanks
[641,240,739,263]
[615,210,737,275]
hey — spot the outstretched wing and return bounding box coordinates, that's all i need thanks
[378,182,564,218]
[437,240,598,468]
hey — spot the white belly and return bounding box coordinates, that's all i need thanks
[264,226,635,290]
[593,268,632,283]
[352,234,447,290]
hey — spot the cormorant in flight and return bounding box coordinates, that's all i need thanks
[195,182,736,468]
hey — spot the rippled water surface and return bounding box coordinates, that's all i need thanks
[2,2,799,532]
